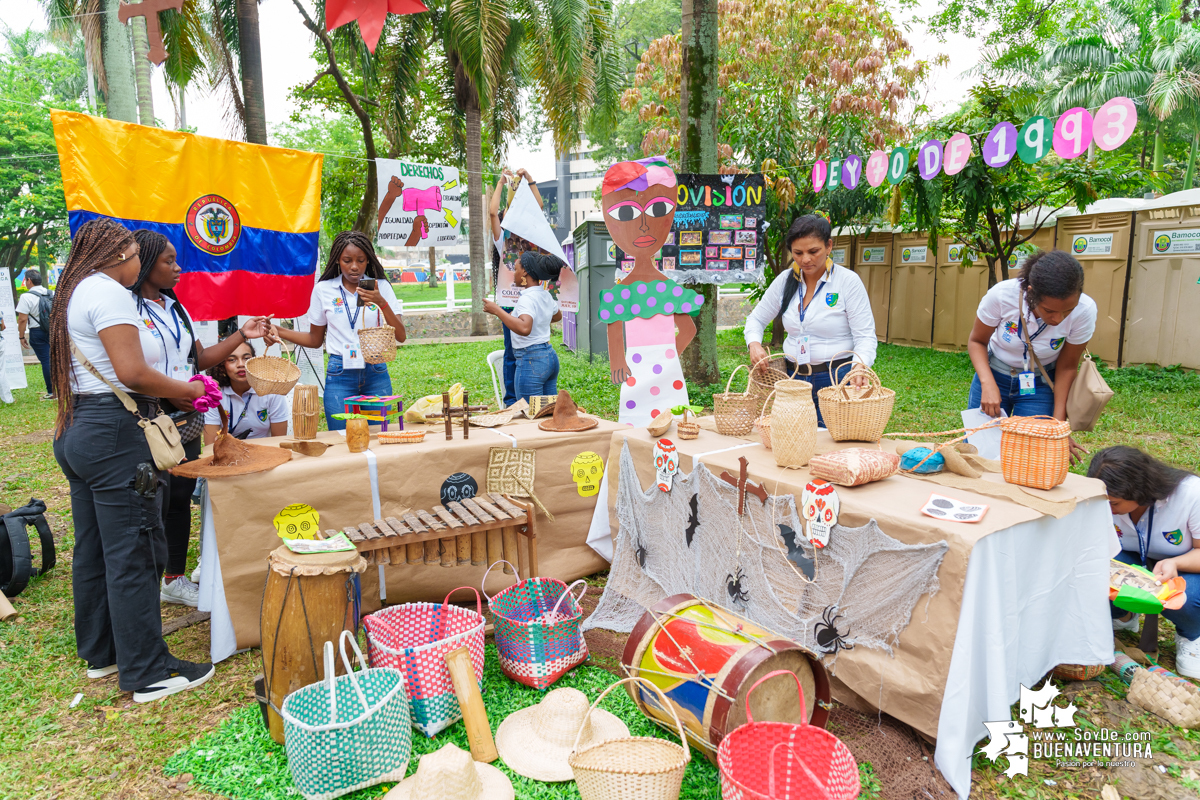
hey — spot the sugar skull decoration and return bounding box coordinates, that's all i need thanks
[570,451,604,497]
[273,503,320,540]
[654,438,679,492]
[441,472,478,505]
[800,479,840,548]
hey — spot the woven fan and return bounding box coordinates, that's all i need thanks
[486,447,554,520]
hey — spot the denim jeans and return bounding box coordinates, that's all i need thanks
[29,325,51,394]
[967,364,1056,418]
[53,394,175,690]
[323,354,394,431]
[1111,550,1200,641]
[514,343,559,403]
[501,324,517,407]
[784,358,854,428]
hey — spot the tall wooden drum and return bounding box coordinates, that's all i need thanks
[292,384,320,440]
[621,593,830,763]
[260,545,366,744]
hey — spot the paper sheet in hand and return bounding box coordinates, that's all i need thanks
[922,493,988,523]
[500,180,569,263]
[961,407,1005,461]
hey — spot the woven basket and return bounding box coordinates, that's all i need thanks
[999,415,1071,490]
[748,354,792,416]
[677,422,699,440]
[569,677,690,800]
[1127,667,1200,728]
[718,671,859,800]
[770,380,817,468]
[1052,663,1106,682]
[816,354,895,442]
[755,390,776,451]
[358,326,397,364]
[378,430,426,444]
[247,341,301,397]
[713,364,756,436]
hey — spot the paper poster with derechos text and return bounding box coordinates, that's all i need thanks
[375,159,464,247]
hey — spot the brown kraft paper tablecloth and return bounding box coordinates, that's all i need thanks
[209,418,617,650]
[604,424,1106,740]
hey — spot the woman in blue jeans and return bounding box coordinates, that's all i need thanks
[483,252,563,402]
[273,231,405,430]
[966,250,1096,462]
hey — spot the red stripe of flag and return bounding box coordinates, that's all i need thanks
[177,272,313,321]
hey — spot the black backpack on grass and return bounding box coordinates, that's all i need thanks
[1,498,55,597]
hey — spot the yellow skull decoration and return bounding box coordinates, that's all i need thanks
[273,503,320,540]
[570,451,604,497]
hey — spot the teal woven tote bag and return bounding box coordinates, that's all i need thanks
[282,631,412,800]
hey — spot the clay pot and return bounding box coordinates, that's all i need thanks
[345,418,371,453]
[770,379,817,468]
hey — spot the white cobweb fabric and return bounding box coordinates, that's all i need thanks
[584,441,949,663]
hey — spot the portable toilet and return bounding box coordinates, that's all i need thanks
[852,230,893,341]
[1124,189,1200,368]
[1055,198,1144,363]
[932,240,987,352]
[888,232,936,347]
[830,228,857,270]
[572,220,620,360]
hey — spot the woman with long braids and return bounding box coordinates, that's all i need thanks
[50,218,214,703]
[967,249,1096,461]
[129,230,274,607]
[272,231,406,430]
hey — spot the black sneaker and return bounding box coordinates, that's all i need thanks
[132,661,215,703]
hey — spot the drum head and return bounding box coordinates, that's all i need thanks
[725,649,820,733]
[268,544,365,575]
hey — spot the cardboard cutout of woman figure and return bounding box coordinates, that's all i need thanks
[600,157,703,426]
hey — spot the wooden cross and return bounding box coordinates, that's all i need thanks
[720,456,768,516]
[437,390,487,440]
[119,0,184,65]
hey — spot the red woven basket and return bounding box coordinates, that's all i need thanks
[718,670,859,800]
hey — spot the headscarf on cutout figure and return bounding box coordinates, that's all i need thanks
[600,157,703,426]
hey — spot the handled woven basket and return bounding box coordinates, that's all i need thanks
[247,340,301,397]
[748,353,792,416]
[1051,663,1106,682]
[815,351,894,442]
[569,677,691,800]
[713,364,756,436]
[358,325,397,364]
[754,389,776,451]
[999,415,1070,490]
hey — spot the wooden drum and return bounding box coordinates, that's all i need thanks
[292,384,320,440]
[260,545,367,744]
[621,593,830,763]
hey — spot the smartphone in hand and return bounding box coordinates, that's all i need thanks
[357,277,376,306]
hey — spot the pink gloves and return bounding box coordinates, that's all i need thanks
[190,374,222,412]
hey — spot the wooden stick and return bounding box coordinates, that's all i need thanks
[501,526,518,575]
[444,646,497,762]
[444,392,453,441]
[462,389,469,439]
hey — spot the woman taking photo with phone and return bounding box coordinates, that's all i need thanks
[51,218,214,703]
[273,231,405,430]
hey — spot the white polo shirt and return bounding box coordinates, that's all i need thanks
[67,273,145,394]
[976,279,1097,369]
[204,385,290,439]
[1116,475,1200,561]
[135,295,196,380]
[307,278,402,361]
[743,263,877,366]
[510,285,558,349]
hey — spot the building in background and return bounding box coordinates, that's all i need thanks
[566,144,605,233]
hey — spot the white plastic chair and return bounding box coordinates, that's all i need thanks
[486,349,505,408]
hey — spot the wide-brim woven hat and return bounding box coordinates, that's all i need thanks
[537,391,598,433]
[384,743,514,800]
[495,687,629,781]
[170,433,294,478]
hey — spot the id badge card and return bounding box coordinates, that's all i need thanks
[1018,371,1036,396]
[342,340,365,370]
[793,335,812,366]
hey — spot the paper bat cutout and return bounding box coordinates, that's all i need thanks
[685,494,699,548]
[778,523,816,581]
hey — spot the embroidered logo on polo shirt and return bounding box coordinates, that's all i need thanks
[1115,524,1123,538]
[1004,321,1019,336]
[825,292,838,307]
[1050,337,1065,351]
[1164,529,1184,546]
[257,408,269,423]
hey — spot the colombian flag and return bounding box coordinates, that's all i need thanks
[52,110,322,320]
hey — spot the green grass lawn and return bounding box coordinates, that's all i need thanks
[2,334,1199,799]
[391,281,473,306]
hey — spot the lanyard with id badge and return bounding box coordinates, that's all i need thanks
[791,264,832,365]
[1017,295,1048,396]
[338,286,368,369]
[144,300,196,380]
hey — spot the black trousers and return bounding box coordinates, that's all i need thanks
[53,395,174,691]
[29,326,51,393]
[163,435,202,576]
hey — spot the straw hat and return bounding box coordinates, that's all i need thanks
[537,391,599,433]
[170,433,293,478]
[495,687,629,781]
[384,743,513,800]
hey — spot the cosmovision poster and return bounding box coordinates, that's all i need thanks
[375,159,464,247]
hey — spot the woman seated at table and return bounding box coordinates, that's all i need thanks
[743,214,876,426]
[967,249,1095,461]
[272,231,405,430]
[1089,446,1200,678]
[203,339,289,443]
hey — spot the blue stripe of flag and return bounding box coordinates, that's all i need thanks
[68,210,318,278]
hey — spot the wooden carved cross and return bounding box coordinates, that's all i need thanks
[119,0,185,65]
[719,456,768,516]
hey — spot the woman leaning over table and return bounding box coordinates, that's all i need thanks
[273,231,406,430]
[1089,446,1200,679]
[966,250,1095,462]
[50,218,214,703]
[743,214,876,427]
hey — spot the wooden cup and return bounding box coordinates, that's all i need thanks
[345,418,370,453]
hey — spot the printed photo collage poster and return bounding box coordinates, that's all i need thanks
[375,159,465,248]
[615,173,767,285]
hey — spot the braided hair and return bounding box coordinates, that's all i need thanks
[318,231,388,282]
[49,219,136,433]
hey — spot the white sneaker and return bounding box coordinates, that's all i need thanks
[133,661,215,703]
[1113,613,1141,633]
[1175,633,1200,679]
[86,664,118,679]
[160,576,199,608]
[190,558,202,584]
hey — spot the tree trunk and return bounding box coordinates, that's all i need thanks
[678,0,721,386]
[427,246,438,288]
[237,0,268,145]
[465,87,488,336]
[1186,130,1199,191]
[1152,123,1164,173]
[131,16,155,126]
[101,0,138,122]
[36,233,48,286]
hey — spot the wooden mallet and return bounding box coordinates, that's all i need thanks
[444,646,497,762]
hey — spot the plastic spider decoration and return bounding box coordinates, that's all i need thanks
[634,538,648,569]
[726,567,750,607]
[813,606,854,655]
